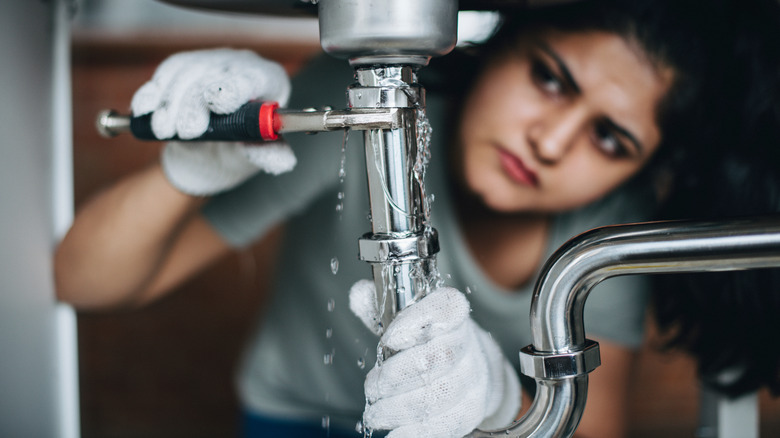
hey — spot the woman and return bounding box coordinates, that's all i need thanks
[55,0,780,436]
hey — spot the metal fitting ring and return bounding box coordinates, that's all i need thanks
[358,229,439,262]
[519,339,601,380]
[347,86,424,109]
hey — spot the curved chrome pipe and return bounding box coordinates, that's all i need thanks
[533,217,780,353]
[469,217,780,437]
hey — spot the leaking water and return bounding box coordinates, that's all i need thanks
[323,348,335,365]
[414,108,434,230]
[325,328,333,339]
[327,298,335,312]
[339,129,349,183]
[330,257,339,275]
[335,191,345,212]
[368,107,444,293]
[334,130,349,217]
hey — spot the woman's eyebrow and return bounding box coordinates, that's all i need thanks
[535,40,645,156]
[603,117,645,155]
[535,41,581,94]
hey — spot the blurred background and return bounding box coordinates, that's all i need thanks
[68,1,780,437]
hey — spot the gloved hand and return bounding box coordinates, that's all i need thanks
[131,48,296,196]
[349,280,521,438]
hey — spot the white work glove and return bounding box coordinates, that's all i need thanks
[131,48,295,196]
[349,280,521,438]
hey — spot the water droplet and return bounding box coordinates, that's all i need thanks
[337,191,345,200]
[335,203,343,212]
[330,257,339,275]
[323,349,335,365]
[325,328,333,339]
[338,130,348,184]
[355,421,364,434]
[357,357,365,369]
[322,415,330,429]
[327,298,335,312]
[393,266,400,274]
[466,286,472,294]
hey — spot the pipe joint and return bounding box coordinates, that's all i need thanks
[519,339,601,380]
[358,229,440,263]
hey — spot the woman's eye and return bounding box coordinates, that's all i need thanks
[593,123,628,158]
[531,61,563,95]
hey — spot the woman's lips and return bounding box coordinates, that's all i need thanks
[497,147,539,187]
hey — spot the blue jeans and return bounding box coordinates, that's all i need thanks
[241,411,386,438]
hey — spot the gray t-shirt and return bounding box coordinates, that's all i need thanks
[202,55,653,429]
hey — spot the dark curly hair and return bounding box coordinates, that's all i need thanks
[427,0,780,397]
[651,0,780,397]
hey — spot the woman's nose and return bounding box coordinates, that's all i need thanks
[527,106,587,164]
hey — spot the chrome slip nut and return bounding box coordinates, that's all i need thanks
[519,339,601,380]
[358,229,439,263]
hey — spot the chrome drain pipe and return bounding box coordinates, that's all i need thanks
[350,65,441,331]
[469,217,780,437]
[317,0,458,330]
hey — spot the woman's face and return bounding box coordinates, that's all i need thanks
[457,30,675,213]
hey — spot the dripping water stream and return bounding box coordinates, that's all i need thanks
[362,108,444,438]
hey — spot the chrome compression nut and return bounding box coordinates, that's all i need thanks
[358,229,440,263]
[519,339,601,380]
[347,86,424,109]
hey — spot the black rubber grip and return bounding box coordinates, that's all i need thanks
[129,101,264,142]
